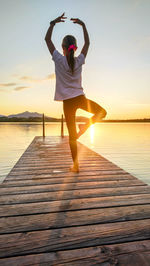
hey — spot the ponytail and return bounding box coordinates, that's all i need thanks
[62,35,77,75]
[68,49,75,74]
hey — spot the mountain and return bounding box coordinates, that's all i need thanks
[0,111,60,122]
[8,111,43,118]
[0,112,89,122]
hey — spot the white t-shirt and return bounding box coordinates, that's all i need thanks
[52,49,85,101]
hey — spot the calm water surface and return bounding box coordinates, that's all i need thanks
[0,122,150,185]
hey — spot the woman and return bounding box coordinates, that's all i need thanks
[45,13,107,172]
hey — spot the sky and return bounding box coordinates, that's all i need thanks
[0,0,150,119]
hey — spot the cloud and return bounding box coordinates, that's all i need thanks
[19,73,55,83]
[0,82,16,87]
[0,73,55,93]
[19,76,36,82]
[14,86,30,91]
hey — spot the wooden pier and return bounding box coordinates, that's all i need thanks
[0,136,150,265]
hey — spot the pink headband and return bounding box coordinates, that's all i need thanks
[68,44,77,52]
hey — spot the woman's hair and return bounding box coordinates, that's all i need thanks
[62,35,77,74]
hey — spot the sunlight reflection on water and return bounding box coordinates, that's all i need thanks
[80,122,150,185]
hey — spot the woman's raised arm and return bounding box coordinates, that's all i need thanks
[45,13,67,55]
[70,18,90,58]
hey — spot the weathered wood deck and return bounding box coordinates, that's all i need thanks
[0,136,150,265]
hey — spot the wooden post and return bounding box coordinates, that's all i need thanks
[43,113,45,138]
[61,114,64,138]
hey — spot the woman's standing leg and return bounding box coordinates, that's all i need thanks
[77,96,107,138]
[63,100,79,172]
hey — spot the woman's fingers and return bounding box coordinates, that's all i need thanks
[61,12,67,19]
[61,12,66,17]
[70,19,78,24]
[53,14,85,24]
[70,18,84,25]
[70,18,81,23]
[54,13,67,23]
[70,17,78,19]
[61,15,67,19]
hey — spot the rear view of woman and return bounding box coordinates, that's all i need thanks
[45,13,107,172]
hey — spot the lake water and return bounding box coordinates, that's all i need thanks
[0,122,150,185]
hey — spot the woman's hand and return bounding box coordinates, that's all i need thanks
[70,18,85,26]
[50,12,67,25]
[71,18,89,58]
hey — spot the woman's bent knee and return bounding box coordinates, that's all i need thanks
[102,108,107,118]
[96,108,107,119]
[97,107,107,118]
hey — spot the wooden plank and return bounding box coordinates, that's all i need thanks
[2,175,137,187]
[0,186,150,205]
[17,158,109,163]
[10,165,123,173]
[10,164,122,171]
[1,194,150,217]
[7,168,129,176]
[0,219,150,258]
[12,159,116,166]
[0,179,146,195]
[0,204,150,234]
[115,251,150,266]
[3,173,136,183]
[19,154,101,160]
[6,170,133,179]
[0,240,150,265]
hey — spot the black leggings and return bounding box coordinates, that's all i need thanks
[63,95,107,165]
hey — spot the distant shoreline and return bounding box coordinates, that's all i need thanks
[1,111,149,123]
[0,118,150,123]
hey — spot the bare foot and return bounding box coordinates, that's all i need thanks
[69,165,79,173]
[77,124,89,139]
